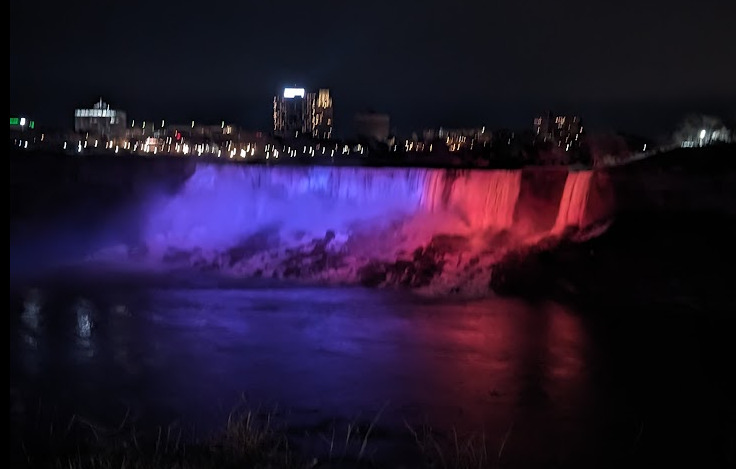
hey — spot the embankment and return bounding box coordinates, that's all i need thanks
[490,144,736,309]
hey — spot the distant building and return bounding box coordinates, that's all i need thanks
[421,127,490,152]
[354,112,390,142]
[273,87,333,139]
[311,89,333,140]
[674,115,733,148]
[534,112,583,150]
[74,99,127,137]
[680,128,732,147]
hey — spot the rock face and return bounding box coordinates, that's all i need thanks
[146,230,353,282]
[10,149,196,222]
[513,168,569,233]
[605,145,736,216]
[490,213,736,313]
[491,144,736,305]
[358,235,470,288]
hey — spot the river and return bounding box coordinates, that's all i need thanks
[10,271,733,467]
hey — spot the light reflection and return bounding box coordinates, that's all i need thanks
[22,288,42,333]
[19,288,44,374]
[74,298,97,358]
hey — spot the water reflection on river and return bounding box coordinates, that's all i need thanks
[9,279,732,467]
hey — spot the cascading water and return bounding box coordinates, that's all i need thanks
[419,170,521,230]
[552,171,593,233]
[143,165,432,250]
[85,163,607,295]
[444,170,522,230]
[143,165,524,251]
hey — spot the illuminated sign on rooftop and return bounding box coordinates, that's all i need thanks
[283,87,305,99]
[75,109,118,118]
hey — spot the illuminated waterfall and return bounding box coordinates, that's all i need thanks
[143,164,525,250]
[552,171,593,233]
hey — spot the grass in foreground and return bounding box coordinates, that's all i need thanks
[13,406,509,469]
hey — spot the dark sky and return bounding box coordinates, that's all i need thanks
[10,0,736,137]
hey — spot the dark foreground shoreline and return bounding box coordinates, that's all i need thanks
[13,406,511,469]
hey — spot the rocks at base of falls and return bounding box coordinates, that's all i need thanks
[357,234,472,288]
[131,229,522,293]
[489,213,736,313]
[148,230,351,280]
[487,236,569,298]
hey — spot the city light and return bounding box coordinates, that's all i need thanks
[283,87,305,98]
[74,109,117,118]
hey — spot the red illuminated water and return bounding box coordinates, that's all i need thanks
[553,171,593,233]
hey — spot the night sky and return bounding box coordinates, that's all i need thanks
[10,0,736,137]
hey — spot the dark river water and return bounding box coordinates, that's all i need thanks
[9,271,735,467]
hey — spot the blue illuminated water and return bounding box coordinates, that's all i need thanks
[10,275,596,459]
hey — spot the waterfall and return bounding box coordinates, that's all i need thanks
[84,163,611,293]
[419,170,522,229]
[143,164,430,250]
[142,164,525,250]
[553,171,593,233]
[446,170,522,230]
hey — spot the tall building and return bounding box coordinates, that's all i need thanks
[354,112,390,142]
[311,89,333,140]
[273,87,333,139]
[74,98,127,137]
[534,112,583,150]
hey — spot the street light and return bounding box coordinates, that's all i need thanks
[699,129,707,147]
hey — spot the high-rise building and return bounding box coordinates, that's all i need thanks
[74,98,127,137]
[273,87,333,139]
[274,87,307,137]
[534,112,583,150]
[311,89,333,140]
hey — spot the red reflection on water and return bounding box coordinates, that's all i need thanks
[405,298,593,463]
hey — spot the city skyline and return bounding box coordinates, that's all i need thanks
[10,0,736,136]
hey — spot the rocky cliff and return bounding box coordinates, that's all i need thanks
[490,144,736,308]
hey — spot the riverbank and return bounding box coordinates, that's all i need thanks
[490,212,735,312]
